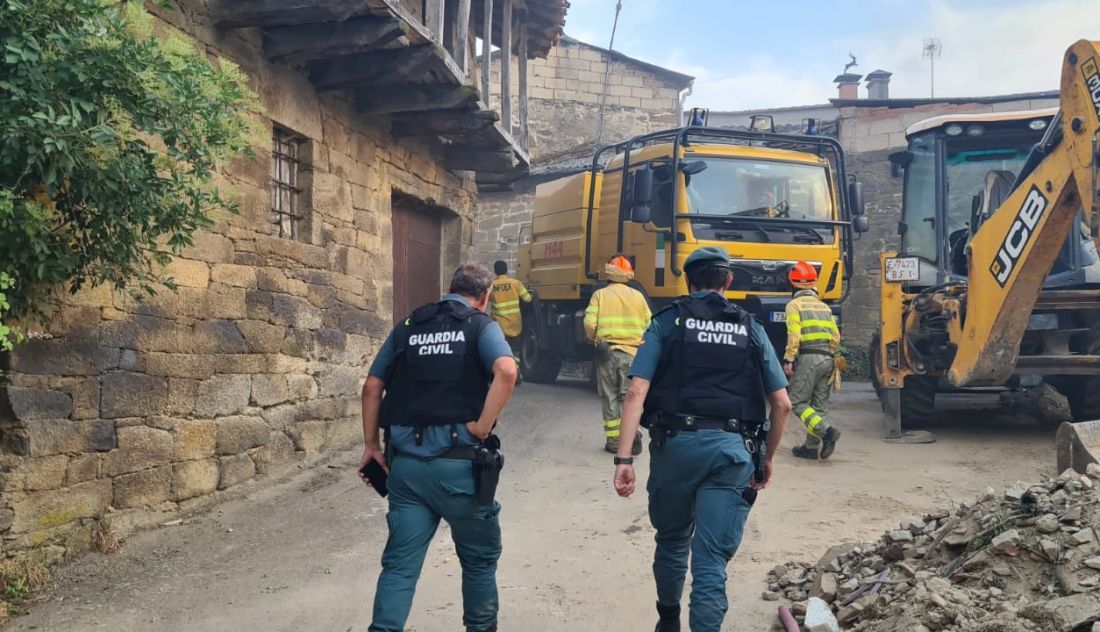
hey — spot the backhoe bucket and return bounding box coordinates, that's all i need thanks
[1056,421,1100,474]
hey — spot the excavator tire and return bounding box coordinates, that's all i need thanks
[899,375,937,426]
[1062,321,1100,422]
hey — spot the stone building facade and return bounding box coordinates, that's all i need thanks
[0,0,565,558]
[710,89,1058,352]
[476,36,693,270]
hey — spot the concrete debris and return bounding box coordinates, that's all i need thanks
[762,474,1100,631]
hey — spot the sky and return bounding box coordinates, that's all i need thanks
[560,0,1100,111]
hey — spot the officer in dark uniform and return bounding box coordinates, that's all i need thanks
[612,247,793,632]
[360,262,518,632]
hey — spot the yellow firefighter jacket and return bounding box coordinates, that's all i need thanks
[783,289,840,362]
[490,275,532,338]
[584,282,651,357]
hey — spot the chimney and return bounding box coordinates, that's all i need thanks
[866,69,892,100]
[833,73,862,100]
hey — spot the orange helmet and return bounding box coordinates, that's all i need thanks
[608,255,634,274]
[789,261,817,287]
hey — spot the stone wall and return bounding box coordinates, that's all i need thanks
[837,96,1059,349]
[476,36,690,270]
[0,4,479,558]
[490,37,686,160]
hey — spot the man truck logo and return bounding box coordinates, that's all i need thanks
[1083,57,1100,122]
[989,185,1048,287]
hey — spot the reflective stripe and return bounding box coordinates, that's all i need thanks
[786,313,801,322]
[605,428,621,438]
[519,289,532,300]
[585,305,598,314]
[799,408,817,422]
[494,307,520,316]
[494,299,520,308]
[801,332,835,342]
[595,315,647,325]
[596,327,646,337]
[800,319,838,330]
[604,419,621,428]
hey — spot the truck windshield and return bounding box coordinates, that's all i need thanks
[684,158,833,221]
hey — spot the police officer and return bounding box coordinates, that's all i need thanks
[612,247,792,632]
[360,262,518,632]
[783,261,842,460]
[584,254,651,454]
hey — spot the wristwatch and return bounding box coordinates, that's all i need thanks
[614,456,634,465]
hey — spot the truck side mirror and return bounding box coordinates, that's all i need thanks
[848,181,866,217]
[629,165,654,223]
[854,216,870,233]
[888,150,912,179]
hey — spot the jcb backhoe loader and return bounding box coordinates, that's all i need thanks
[874,40,1100,466]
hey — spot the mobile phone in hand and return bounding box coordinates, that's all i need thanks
[360,459,389,497]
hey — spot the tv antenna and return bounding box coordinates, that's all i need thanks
[922,38,942,98]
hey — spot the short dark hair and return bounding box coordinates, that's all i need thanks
[450,262,495,298]
[493,260,508,275]
[686,264,730,292]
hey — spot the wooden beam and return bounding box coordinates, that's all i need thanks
[517,15,528,152]
[453,0,472,73]
[210,0,365,28]
[392,109,499,137]
[481,0,493,102]
[445,146,516,173]
[476,168,529,185]
[309,46,436,91]
[500,0,512,134]
[263,18,406,65]
[425,0,445,44]
[355,84,479,114]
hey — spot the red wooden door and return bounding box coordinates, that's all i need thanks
[391,199,442,324]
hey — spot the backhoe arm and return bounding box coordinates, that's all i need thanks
[949,40,1100,387]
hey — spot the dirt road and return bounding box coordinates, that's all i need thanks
[11,382,1055,631]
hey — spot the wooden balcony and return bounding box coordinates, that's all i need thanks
[208,0,567,187]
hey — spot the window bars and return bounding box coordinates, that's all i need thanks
[271,129,301,239]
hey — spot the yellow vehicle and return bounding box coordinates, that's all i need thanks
[874,39,1100,440]
[515,124,868,382]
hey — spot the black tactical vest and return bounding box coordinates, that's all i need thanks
[643,293,767,423]
[380,301,492,428]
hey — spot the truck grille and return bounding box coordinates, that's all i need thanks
[728,260,822,293]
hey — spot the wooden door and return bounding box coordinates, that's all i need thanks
[392,199,442,324]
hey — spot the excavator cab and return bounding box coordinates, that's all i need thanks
[876,101,1100,440]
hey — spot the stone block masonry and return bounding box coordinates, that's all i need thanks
[0,4,480,558]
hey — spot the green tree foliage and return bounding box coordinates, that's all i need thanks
[0,0,258,344]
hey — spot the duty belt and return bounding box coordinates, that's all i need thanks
[653,413,744,432]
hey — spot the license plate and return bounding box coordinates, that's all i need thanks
[770,312,786,323]
[885,256,920,282]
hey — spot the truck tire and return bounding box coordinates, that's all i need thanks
[900,375,937,425]
[521,325,561,384]
[870,332,885,402]
[1062,321,1100,422]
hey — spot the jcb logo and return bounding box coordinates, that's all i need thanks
[989,186,1048,287]
[1083,57,1100,122]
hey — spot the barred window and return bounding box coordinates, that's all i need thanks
[271,128,302,239]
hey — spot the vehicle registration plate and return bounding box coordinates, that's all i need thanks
[885,257,920,282]
[770,312,786,323]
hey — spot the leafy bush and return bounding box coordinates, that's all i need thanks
[0,0,259,340]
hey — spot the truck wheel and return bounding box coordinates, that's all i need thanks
[1062,321,1100,422]
[870,332,885,402]
[899,375,937,425]
[521,326,561,384]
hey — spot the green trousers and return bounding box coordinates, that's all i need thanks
[595,347,634,439]
[647,430,755,631]
[789,353,835,447]
[370,455,502,632]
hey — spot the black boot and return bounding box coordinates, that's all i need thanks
[820,427,841,460]
[655,602,680,632]
[792,444,819,460]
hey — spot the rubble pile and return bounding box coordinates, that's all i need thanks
[764,465,1100,631]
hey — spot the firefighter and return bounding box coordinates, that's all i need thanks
[612,247,792,632]
[489,260,532,373]
[360,262,518,632]
[783,261,842,460]
[584,254,651,455]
